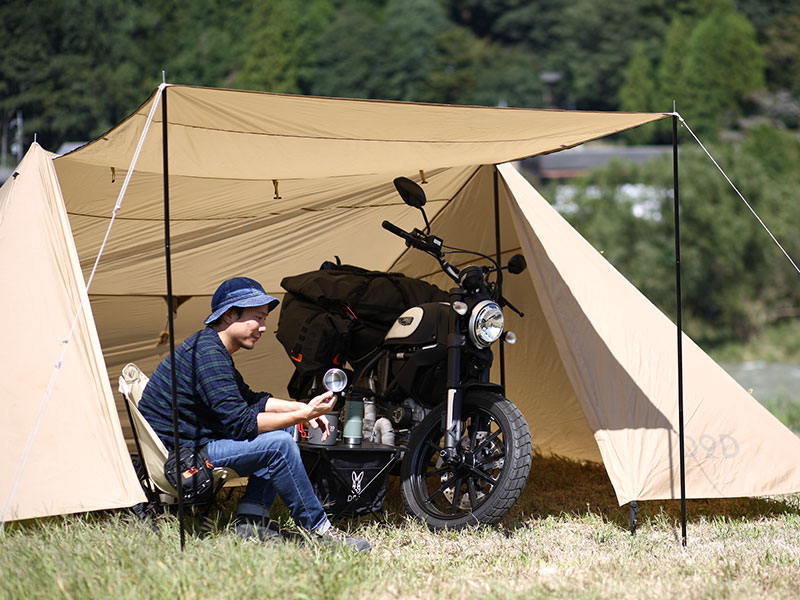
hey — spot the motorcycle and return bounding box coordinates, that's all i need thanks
[280,176,532,530]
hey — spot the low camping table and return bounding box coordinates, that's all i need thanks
[298,441,402,516]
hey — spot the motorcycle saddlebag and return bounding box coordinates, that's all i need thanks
[279,262,448,362]
[275,293,352,377]
[281,263,448,328]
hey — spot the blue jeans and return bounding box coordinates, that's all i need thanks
[206,428,329,532]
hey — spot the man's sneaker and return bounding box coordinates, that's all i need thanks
[234,518,283,543]
[314,526,371,553]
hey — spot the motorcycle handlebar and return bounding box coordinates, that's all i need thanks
[382,220,460,282]
[382,220,435,254]
[381,220,413,242]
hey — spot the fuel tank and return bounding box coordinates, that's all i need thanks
[383,302,449,346]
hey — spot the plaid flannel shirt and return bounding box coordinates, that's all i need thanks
[138,327,270,449]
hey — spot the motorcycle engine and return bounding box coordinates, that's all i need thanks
[391,397,428,429]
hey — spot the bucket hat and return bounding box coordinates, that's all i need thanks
[204,277,279,324]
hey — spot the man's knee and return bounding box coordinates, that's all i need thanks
[259,429,300,459]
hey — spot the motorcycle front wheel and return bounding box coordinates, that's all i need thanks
[400,391,532,530]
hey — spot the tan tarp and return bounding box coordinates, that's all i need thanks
[4,84,800,520]
[0,144,145,521]
[496,163,800,502]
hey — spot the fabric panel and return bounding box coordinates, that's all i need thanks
[0,145,145,521]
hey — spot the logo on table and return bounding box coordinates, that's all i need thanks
[347,471,365,502]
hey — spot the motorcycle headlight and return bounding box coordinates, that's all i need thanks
[468,300,504,348]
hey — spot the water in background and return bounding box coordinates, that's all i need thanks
[721,362,800,431]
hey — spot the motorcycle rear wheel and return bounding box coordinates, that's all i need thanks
[400,391,532,530]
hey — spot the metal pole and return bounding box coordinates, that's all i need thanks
[493,167,506,389]
[122,397,158,505]
[672,113,687,547]
[161,85,186,550]
[14,111,22,163]
[1,108,7,168]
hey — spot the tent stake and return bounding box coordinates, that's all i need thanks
[672,113,687,547]
[629,500,639,535]
[493,166,506,389]
[161,84,186,551]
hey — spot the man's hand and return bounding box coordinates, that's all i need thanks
[258,391,337,436]
[306,391,337,442]
[307,413,331,442]
[306,390,337,419]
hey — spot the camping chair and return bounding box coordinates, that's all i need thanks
[118,363,246,508]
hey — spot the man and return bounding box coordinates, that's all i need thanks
[138,276,370,552]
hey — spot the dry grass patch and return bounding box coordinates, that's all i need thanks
[2,454,800,600]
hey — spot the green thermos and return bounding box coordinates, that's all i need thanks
[343,397,364,446]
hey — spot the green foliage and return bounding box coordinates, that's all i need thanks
[657,15,692,109]
[763,9,800,96]
[459,0,564,53]
[237,0,333,94]
[310,6,386,98]
[619,42,659,144]
[2,0,799,153]
[551,0,670,111]
[681,2,766,136]
[469,44,544,108]
[379,0,450,101]
[711,319,800,363]
[151,0,254,88]
[735,0,800,35]
[417,26,487,104]
[0,0,158,149]
[417,27,544,107]
[561,126,800,344]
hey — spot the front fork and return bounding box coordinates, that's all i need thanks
[443,287,466,461]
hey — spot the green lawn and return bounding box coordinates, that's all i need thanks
[3,455,800,600]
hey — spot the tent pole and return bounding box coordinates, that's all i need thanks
[161,85,186,550]
[672,113,687,547]
[493,166,506,389]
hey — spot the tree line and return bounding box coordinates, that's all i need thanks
[1,0,798,346]
[1,0,798,151]
[555,124,800,346]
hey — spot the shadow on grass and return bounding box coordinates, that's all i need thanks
[6,454,800,538]
[374,453,800,533]
[503,453,800,530]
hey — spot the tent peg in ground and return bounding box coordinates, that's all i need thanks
[629,501,640,535]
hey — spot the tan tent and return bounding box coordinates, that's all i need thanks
[0,145,146,521]
[3,84,800,521]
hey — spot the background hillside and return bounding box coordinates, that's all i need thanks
[2,0,797,148]
[2,0,799,351]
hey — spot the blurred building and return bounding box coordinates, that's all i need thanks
[522,144,670,180]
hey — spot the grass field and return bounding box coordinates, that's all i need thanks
[4,328,799,599]
[3,455,800,600]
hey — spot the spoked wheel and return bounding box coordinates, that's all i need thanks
[400,391,532,530]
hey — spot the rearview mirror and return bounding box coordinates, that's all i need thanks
[393,176,427,208]
[507,254,527,274]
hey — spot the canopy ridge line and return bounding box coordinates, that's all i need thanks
[298,199,451,211]
[678,113,800,276]
[0,83,166,534]
[68,198,451,221]
[128,116,638,146]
